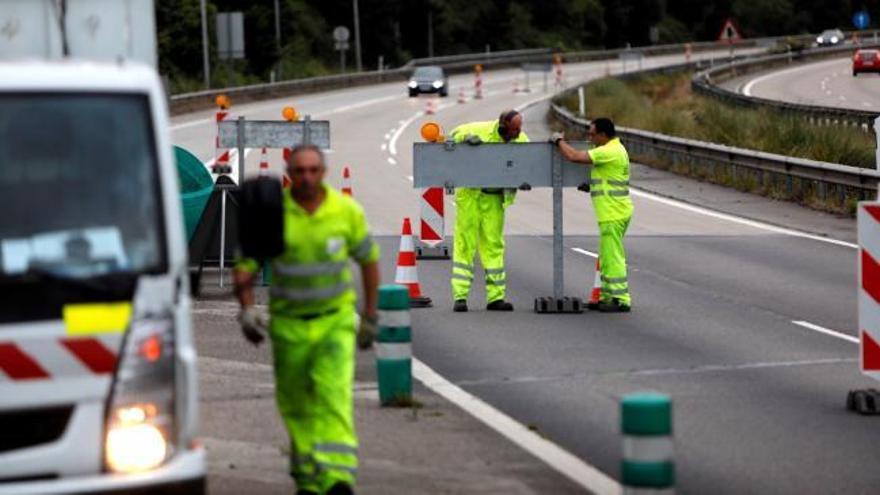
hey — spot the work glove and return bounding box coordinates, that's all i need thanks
[238,306,267,346]
[518,183,532,191]
[550,131,565,145]
[577,182,591,194]
[358,313,378,350]
[464,135,483,146]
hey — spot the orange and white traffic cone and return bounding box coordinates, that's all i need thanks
[342,166,352,196]
[425,98,436,115]
[457,87,467,104]
[258,147,270,176]
[587,258,602,310]
[395,218,432,308]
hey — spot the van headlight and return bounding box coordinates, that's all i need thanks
[408,80,418,88]
[432,80,444,88]
[831,36,839,43]
[816,36,822,43]
[105,317,175,473]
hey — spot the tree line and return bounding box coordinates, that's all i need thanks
[158,0,875,91]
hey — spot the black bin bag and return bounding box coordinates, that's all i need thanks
[238,176,285,261]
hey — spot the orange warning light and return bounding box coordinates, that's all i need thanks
[474,64,483,74]
[420,122,443,142]
[140,335,162,363]
[215,94,231,109]
[282,106,299,121]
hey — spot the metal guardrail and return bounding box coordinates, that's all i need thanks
[550,102,880,205]
[692,41,880,131]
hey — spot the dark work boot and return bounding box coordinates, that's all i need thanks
[486,300,514,311]
[598,298,631,313]
[327,482,355,495]
[453,299,468,312]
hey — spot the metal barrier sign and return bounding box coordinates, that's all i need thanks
[218,119,330,150]
[413,141,591,313]
[520,62,553,92]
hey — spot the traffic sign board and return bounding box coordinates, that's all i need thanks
[718,18,741,43]
[333,26,350,42]
[854,10,871,30]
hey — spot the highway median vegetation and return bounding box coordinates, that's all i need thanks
[556,71,874,214]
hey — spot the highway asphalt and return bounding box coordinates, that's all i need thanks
[725,54,880,111]
[173,47,877,494]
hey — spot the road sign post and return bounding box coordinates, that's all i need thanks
[413,142,591,313]
[520,62,552,93]
[333,26,350,73]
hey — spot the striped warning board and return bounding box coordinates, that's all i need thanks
[0,337,119,381]
[859,202,880,380]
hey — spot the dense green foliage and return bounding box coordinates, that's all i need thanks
[158,0,875,90]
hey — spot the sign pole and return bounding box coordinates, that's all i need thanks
[552,149,564,301]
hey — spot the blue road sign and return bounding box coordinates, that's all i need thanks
[854,10,870,30]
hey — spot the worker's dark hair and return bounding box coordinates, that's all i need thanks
[592,117,616,138]
[498,109,520,139]
[288,144,326,166]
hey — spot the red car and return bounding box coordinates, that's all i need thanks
[853,49,880,76]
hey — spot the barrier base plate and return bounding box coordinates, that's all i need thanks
[534,296,584,314]
[416,244,450,260]
[847,389,880,415]
[410,296,433,308]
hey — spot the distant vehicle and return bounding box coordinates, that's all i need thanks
[408,66,449,97]
[816,29,845,47]
[853,48,880,76]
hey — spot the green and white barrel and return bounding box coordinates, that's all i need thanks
[376,284,412,406]
[621,393,674,494]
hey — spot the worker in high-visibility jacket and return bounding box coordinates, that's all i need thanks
[449,110,529,312]
[234,144,380,495]
[553,117,633,312]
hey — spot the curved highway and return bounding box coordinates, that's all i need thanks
[176,49,875,494]
[730,55,880,111]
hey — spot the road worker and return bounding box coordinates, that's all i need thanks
[553,118,633,312]
[449,110,529,312]
[234,144,380,495]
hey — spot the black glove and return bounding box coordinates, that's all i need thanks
[465,135,483,146]
[518,182,532,191]
[238,306,267,346]
[577,182,591,194]
[358,313,378,350]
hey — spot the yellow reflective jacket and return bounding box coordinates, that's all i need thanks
[449,120,530,208]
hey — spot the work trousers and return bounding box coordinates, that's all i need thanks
[598,217,632,306]
[269,306,357,493]
[451,189,507,303]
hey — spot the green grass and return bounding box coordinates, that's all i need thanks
[559,72,875,169]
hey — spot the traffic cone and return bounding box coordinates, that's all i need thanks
[213,150,231,174]
[457,87,466,104]
[425,98,436,115]
[587,258,602,310]
[342,166,352,196]
[258,147,269,176]
[395,218,432,308]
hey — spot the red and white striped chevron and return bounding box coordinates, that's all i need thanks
[859,202,880,380]
[419,187,445,247]
[0,336,120,381]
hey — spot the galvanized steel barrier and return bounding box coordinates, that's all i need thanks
[691,38,880,131]
[550,103,880,207]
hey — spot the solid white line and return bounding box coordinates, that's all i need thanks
[387,157,397,165]
[389,111,424,156]
[572,248,598,258]
[792,320,859,344]
[412,358,621,495]
[629,189,858,249]
[742,58,844,96]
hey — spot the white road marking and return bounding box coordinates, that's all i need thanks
[387,157,397,165]
[629,188,858,249]
[572,248,598,258]
[389,111,424,156]
[840,95,847,102]
[742,58,844,96]
[865,102,874,107]
[406,175,413,182]
[171,118,212,131]
[380,143,387,151]
[412,358,621,495]
[792,320,859,344]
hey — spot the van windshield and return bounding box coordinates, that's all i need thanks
[0,93,166,279]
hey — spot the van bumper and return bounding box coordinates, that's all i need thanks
[0,447,205,495]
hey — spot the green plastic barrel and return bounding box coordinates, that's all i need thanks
[174,145,214,241]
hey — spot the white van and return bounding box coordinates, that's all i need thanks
[0,1,205,493]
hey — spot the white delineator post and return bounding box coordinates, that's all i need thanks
[578,86,586,117]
